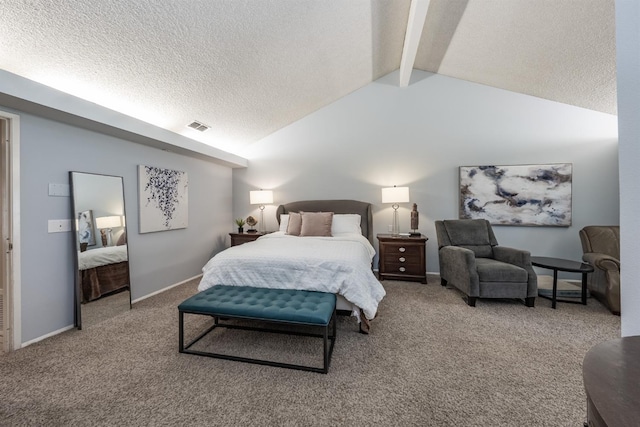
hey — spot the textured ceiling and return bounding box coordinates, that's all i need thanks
[0,0,616,156]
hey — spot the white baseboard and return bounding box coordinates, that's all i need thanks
[131,273,203,304]
[21,274,203,348]
[21,324,75,348]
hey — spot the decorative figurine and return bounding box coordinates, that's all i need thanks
[245,215,258,233]
[410,203,421,237]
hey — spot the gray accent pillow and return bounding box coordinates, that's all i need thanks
[286,212,302,236]
[300,212,334,237]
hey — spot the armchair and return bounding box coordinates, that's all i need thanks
[579,226,620,315]
[435,219,537,307]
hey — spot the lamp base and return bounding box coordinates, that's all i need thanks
[246,229,257,233]
[409,230,421,237]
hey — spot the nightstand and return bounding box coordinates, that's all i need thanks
[229,232,265,247]
[377,234,428,283]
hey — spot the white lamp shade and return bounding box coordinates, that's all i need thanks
[250,190,273,205]
[96,215,122,229]
[381,186,410,204]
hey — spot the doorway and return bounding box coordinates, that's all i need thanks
[0,111,21,352]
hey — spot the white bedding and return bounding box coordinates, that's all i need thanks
[199,232,386,320]
[78,245,128,270]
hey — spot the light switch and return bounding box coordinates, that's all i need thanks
[48,219,72,233]
[48,183,70,197]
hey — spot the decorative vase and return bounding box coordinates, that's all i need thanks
[238,227,244,233]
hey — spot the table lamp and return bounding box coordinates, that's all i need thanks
[381,186,410,235]
[250,190,273,233]
[95,215,122,246]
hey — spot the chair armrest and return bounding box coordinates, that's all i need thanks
[582,252,620,272]
[439,246,479,295]
[493,246,537,298]
[493,246,532,269]
[440,246,476,271]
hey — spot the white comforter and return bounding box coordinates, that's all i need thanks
[78,245,128,270]
[199,232,386,320]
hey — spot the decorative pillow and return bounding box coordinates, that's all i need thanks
[116,232,127,246]
[279,214,289,232]
[286,212,302,236]
[331,214,362,235]
[300,212,334,237]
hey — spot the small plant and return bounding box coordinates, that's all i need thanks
[235,218,246,227]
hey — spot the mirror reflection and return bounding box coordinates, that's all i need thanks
[70,172,131,329]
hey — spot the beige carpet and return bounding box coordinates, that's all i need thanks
[0,276,620,426]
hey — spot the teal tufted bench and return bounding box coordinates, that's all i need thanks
[178,285,337,373]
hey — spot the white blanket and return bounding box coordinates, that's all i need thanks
[78,245,128,270]
[199,232,386,320]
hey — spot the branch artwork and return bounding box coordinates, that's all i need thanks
[138,165,189,233]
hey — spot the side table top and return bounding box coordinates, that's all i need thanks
[583,336,640,426]
[377,233,428,241]
[531,256,594,273]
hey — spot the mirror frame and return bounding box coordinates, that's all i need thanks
[70,171,131,329]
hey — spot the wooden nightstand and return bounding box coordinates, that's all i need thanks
[229,232,265,247]
[377,234,428,283]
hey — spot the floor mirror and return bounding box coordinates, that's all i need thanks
[70,172,131,329]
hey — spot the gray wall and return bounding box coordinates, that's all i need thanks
[233,71,619,275]
[616,0,640,336]
[10,109,232,343]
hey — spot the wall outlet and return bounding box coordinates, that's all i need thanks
[388,225,393,232]
[48,183,70,197]
[48,219,72,233]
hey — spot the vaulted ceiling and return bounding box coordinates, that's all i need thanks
[0,0,616,157]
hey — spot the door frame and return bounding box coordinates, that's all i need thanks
[1,110,21,351]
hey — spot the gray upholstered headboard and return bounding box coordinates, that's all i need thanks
[276,200,374,245]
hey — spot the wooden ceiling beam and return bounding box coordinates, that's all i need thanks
[399,0,431,87]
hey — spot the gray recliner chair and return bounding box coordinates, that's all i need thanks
[579,226,620,315]
[435,219,537,307]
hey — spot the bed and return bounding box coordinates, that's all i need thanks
[78,245,130,303]
[198,200,385,332]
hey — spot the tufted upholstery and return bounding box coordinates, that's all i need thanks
[178,286,336,325]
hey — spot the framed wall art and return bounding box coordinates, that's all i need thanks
[138,165,189,233]
[77,209,96,246]
[459,163,572,226]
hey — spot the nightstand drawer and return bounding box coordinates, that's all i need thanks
[382,244,422,259]
[382,262,424,276]
[229,232,264,246]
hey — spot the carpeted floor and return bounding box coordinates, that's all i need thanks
[0,275,620,426]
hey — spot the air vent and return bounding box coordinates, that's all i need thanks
[187,120,210,132]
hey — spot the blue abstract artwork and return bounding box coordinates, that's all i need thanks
[138,165,188,233]
[77,209,96,245]
[459,163,572,226]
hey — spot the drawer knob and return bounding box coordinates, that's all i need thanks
[399,267,406,272]
[399,257,406,262]
[399,247,406,253]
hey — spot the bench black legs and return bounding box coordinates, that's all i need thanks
[179,310,337,374]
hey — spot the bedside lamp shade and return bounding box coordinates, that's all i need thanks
[381,186,410,204]
[249,190,273,205]
[250,190,273,233]
[95,215,122,229]
[382,186,410,235]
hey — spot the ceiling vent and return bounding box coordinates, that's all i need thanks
[187,120,210,132]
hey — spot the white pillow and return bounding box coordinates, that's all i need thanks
[279,214,289,232]
[331,214,362,235]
